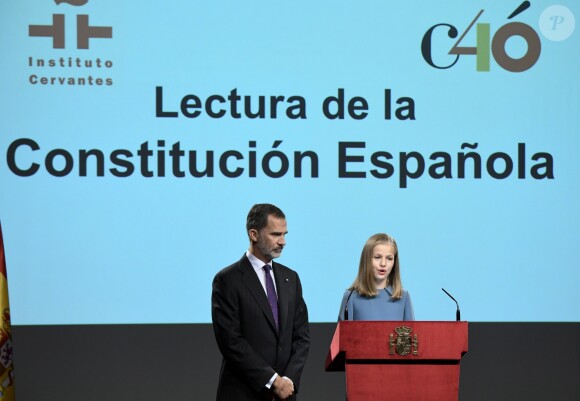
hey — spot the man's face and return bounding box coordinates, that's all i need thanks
[251,215,287,263]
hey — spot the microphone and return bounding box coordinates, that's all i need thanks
[343,289,355,320]
[441,288,461,321]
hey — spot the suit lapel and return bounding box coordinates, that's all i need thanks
[273,262,289,334]
[239,255,279,334]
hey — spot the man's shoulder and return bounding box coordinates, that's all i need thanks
[272,261,299,278]
[214,254,248,278]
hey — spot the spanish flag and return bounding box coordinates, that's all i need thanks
[0,223,14,400]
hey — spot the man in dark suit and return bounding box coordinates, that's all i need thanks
[212,204,310,401]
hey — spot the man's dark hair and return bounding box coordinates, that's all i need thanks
[246,203,285,234]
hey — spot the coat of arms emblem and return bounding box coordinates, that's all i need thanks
[389,326,419,356]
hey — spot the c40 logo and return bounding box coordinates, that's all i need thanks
[421,2,576,73]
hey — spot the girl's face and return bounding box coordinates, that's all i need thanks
[371,243,396,288]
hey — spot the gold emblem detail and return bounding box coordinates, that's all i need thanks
[389,326,419,356]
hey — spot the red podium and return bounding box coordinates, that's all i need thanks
[326,321,468,401]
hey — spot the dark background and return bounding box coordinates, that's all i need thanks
[12,322,580,401]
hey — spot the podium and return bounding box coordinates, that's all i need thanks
[326,321,468,401]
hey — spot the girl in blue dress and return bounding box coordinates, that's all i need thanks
[338,233,414,321]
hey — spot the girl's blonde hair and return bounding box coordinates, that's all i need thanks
[349,233,403,299]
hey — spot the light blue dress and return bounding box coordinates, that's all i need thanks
[338,286,415,321]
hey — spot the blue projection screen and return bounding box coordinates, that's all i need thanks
[1,1,578,325]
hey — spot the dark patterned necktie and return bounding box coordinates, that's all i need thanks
[263,265,279,330]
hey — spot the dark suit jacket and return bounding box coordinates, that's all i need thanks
[211,254,310,401]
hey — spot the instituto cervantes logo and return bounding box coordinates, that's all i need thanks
[421,1,576,72]
[27,0,114,86]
